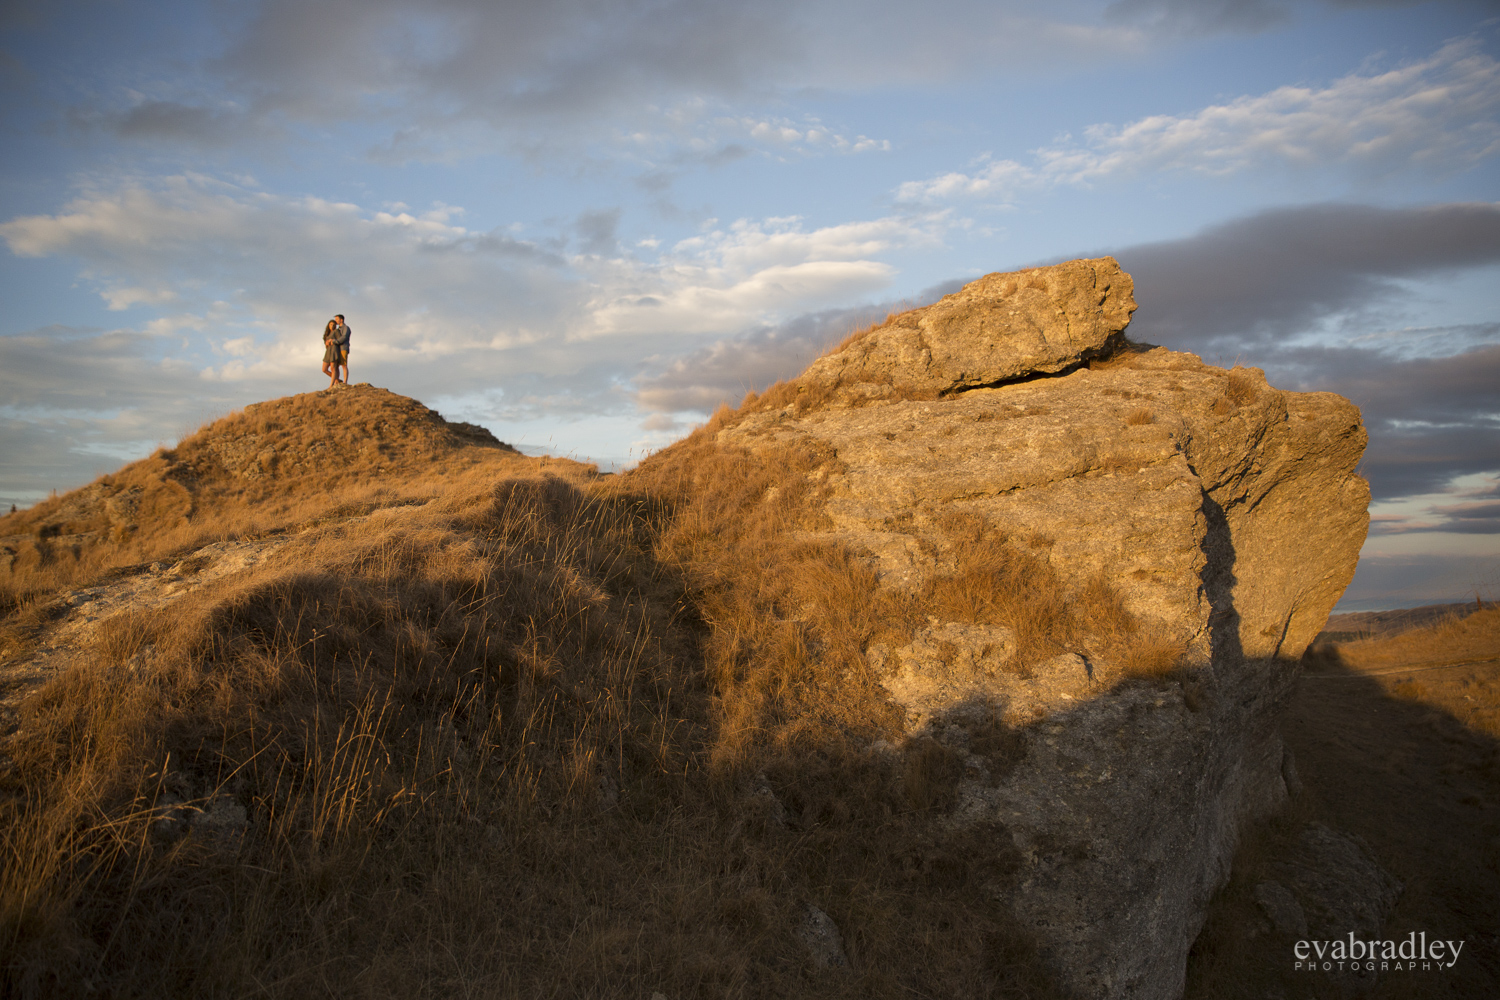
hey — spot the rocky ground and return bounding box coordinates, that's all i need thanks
[0,536,291,742]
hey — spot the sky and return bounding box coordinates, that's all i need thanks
[1,0,1498,611]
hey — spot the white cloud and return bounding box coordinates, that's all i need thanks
[897,38,1500,202]
[593,104,893,197]
[729,115,892,155]
[0,174,954,491]
[585,213,946,336]
[1,176,945,350]
[0,325,251,505]
[102,285,178,310]
[0,174,580,368]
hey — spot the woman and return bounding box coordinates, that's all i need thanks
[320,318,341,388]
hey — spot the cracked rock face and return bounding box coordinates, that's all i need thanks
[800,256,1136,398]
[728,341,1367,671]
[719,257,1369,998]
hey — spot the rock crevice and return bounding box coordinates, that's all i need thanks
[717,256,1369,998]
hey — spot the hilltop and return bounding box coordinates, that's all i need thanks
[0,385,560,610]
[1,384,526,577]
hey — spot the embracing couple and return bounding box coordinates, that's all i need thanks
[321,314,351,388]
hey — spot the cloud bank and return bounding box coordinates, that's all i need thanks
[897,39,1500,201]
[0,173,951,500]
[0,174,946,355]
[18,0,1151,162]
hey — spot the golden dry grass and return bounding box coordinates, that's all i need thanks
[0,386,535,656]
[0,390,1069,998]
[0,370,1203,996]
[1326,606,1499,673]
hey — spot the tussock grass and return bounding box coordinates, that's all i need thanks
[917,513,1180,680]
[1329,606,1500,672]
[1,393,1065,996]
[623,422,907,777]
[0,387,533,657]
[2,372,1187,995]
[4,468,716,996]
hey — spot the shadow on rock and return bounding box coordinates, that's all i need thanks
[1185,645,1500,999]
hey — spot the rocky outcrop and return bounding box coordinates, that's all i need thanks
[1260,823,1402,941]
[800,256,1136,398]
[717,257,1369,997]
[1253,824,1403,996]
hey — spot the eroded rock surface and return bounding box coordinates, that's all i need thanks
[1268,823,1402,941]
[729,346,1367,672]
[718,256,1370,997]
[800,256,1136,398]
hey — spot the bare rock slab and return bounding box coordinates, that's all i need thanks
[797,903,849,969]
[801,257,1136,398]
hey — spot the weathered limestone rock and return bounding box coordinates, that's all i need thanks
[717,257,1369,997]
[797,903,849,969]
[729,345,1367,673]
[1256,824,1402,996]
[194,794,250,847]
[800,256,1136,398]
[1270,824,1402,940]
[1254,880,1309,938]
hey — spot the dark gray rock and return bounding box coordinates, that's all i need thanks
[1272,823,1402,940]
[1254,880,1309,937]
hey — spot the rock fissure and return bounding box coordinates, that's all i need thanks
[716,256,1368,998]
[935,346,1114,397]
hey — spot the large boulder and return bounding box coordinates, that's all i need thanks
[800,256,1137,397]
[717,256,1369,997]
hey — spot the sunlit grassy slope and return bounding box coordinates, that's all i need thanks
[2,385,1085,998]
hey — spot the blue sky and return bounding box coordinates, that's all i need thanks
[2,0,1498,611]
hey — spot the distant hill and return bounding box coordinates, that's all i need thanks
[1317,601,1491,643]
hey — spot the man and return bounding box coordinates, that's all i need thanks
[330,314,352,385]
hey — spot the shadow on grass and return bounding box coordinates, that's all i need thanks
[0,475,1070,1000]
[1185,645,1500,998]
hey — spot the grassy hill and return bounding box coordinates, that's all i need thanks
[0,386,1059,999]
